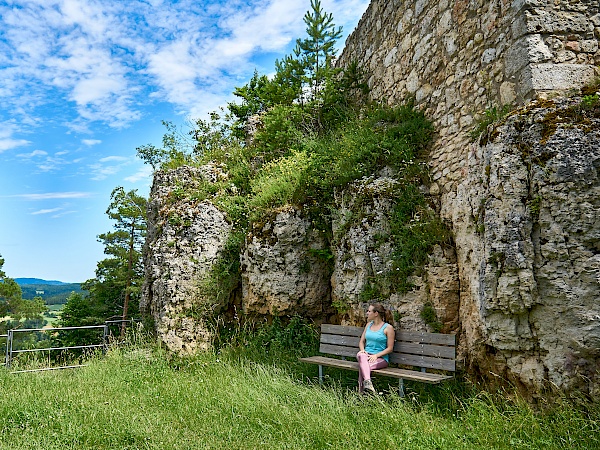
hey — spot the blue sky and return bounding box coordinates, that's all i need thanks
[0,0,369,283]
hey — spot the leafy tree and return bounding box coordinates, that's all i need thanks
[10,297,47,321]
[0,255,47,326]
[227,1,343,137]
[0,255,22,317]
[136,121,194,170]
[58,291,104,346]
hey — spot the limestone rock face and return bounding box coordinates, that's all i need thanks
[331,173,460,332]
[142,165,232,355]
[330,174,397,323]
[453,98,600,397]
[241,206,330,317]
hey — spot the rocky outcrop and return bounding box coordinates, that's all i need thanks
[453,98,600,397]
[142,165,232,354]
[241,206,331,317]
[331,171,460,332]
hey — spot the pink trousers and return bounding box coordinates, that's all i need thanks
[356,352,388,392]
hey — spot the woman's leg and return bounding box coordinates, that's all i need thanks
[357,353,388,392]
[357,352,368,391]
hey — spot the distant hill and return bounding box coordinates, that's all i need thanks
[15,279,84,305]
[15,278,69,286]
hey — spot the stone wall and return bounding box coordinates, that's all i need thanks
[338,0,600,195]
[142,0,600,397]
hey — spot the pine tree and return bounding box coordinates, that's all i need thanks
[297,0,343,99]
[84,187,147,334]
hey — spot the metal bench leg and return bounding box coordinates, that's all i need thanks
[399,378,405,397]
[318,365,323,386]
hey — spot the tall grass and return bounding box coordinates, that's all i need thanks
[0,336,598,449]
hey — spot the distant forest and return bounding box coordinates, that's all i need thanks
[16,280,83,305]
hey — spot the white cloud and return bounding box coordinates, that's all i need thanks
[17,150,48,158]
[82,139,102,146]
[31,207,63,215]
[0,0,370,129]
[99,156,128,163]
[0,121,32,152]
[26,151,82,173]
[89,164,122,180]
[0,138,32,152]
[89,155,133,180]
[124,165,153,183]
[17,192,92,200]
[51,210,76,219]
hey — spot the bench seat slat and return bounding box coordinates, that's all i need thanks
[318,344,455,371]
[299,356,453,384]
[321,324,363,337]
[389,352,455,372]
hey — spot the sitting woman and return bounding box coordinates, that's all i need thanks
[357,303,395,393]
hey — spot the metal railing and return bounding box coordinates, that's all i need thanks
[2,319,138,373]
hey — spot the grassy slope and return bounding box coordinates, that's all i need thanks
[0,346,597,449]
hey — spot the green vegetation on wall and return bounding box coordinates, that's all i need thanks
[137,1,449,309]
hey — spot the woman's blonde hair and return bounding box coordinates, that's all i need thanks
[371,303,394,325]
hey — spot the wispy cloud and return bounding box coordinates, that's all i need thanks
[31,207,63,215]
[99,156,128,163]
[124,165,153,184]
[52,210,76,219]
[17,150,48,158]
[0,121,32,152]
[89,155,133,180]
[16,192,92,200]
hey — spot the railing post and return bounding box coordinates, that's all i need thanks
[6,330,13,369]
[103,324,108,354]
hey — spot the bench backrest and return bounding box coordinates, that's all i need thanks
[319,324,456,372]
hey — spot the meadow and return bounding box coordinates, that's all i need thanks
[0,324,598,450]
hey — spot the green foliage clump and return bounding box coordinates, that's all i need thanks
[581,94,599,109]
[389,185,451,293]
[0,255,48,333]
[421,302,443,333]
[212,314,319,364]
[197,231,245,310]
[470,104,513,143]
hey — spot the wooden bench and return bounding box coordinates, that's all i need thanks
[299,324,456,396]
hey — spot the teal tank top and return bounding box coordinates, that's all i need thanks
[364,322,389,362]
